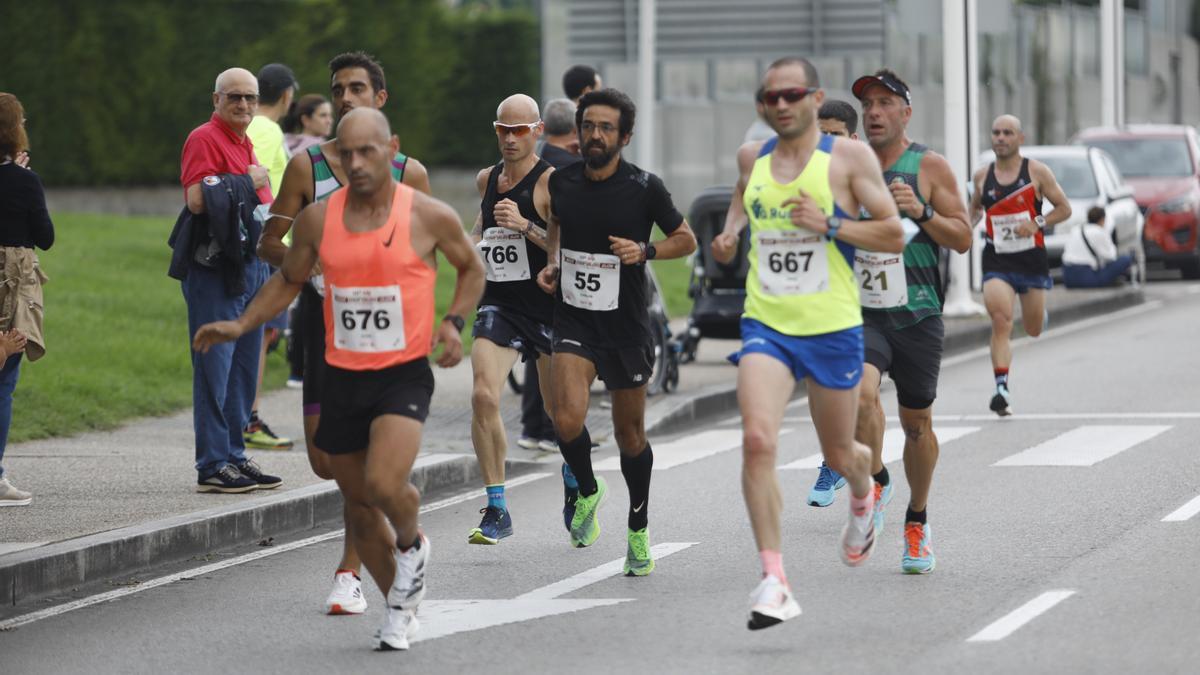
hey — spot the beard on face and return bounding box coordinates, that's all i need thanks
[584,140,618,169]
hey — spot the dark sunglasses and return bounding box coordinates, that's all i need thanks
[221,92,259,104]
[758,87,816,105]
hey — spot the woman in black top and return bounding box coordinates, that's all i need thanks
[0,92,54,506]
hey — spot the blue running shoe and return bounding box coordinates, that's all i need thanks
[562,463,578,532]
[902,522,936,574]
[807,462,847,507]
[467,505,513,545]
[873,481,894,534]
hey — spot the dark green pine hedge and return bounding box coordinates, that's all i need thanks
[0,0,539,185]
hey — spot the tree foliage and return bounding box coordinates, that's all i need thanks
[0,0,539,185]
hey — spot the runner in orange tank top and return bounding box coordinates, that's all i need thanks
[193,108,485,652]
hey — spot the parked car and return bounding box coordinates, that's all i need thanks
[978,145,1144,275]
[1073,124,1200,278]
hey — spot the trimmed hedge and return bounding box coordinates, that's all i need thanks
[0,0,539,185]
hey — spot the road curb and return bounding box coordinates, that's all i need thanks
[0,456,519,610]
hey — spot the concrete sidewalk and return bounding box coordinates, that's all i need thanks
[0,284,1143,607]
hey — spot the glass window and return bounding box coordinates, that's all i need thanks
[1082,138,1194,178]
[1035,156,1099,199]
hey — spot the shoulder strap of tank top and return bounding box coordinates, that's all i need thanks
[758,136,779,158]
[390,151,409,181]
[526,158,553,184]
[1019,157,1032,183]
[817,133,834,154]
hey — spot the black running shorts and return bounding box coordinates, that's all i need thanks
[864,315,944,410]
[314,358,435,455]
[471,304,553,360]
[552,336,654,391]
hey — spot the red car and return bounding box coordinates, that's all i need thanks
[1073,125,1200,279]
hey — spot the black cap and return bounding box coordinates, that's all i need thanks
[257,63,298,105]
[852,72,911,106]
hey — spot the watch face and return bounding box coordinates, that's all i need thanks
[924,204,934,220]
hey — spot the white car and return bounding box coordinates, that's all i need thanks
[978,145,1145,271]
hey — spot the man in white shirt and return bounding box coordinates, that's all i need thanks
[1062,206,1134,288]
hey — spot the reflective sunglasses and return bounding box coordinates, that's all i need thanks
[221,92,260,104]
[758,87,817,105]
[493,121,540,137]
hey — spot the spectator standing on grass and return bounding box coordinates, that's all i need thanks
[0,92,52,507]
[283,94,333,156]
[172,68,282,493]
[243,63,298,451]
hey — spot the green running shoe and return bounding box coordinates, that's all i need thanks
[569,476,607,548]
[243,418,294,450]
[623,527,655,576]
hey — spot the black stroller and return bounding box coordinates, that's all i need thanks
[674,185,749,363]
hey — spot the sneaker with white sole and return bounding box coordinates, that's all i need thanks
[0,475,32,506]
[840,489,877,567]
[537,438,558,453]
[325,570,367,615]
[388,534,429,612]
[516,436,539,450]
[376,609,420,651]
[196,465,258,493]
[747,574,801,630]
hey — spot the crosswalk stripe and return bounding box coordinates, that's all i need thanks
[966,590,1076,642]
[593,429,792,472]
[993,425,1171,467]
[779,426,980,470]
[1162,495,1200,522]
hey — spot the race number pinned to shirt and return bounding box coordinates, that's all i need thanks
[560,248,620,311]
[330,284,406,353]
[986,183,1041,254]
[854,251,907,308]
[479,227,531,282]
[756,230,830,296]
[990,212,1037,254]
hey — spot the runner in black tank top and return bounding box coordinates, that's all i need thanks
[971,114,1072,417]
[465,94,559,546]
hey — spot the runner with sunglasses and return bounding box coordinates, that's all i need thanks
[711,58,904,630]
[464,94,557,544]
[814,69,972,575]
[257,51,432,617]
[537,88,696,575]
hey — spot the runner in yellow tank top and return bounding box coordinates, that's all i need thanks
[710,57,905,630]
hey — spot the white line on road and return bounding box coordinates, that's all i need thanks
[0,472,553,632]
[780,427,979,470]
[517,542,696,601]
[993,425,1171,467]
[1162,495,1200,522]
[593,430,792,471]
[778,412,1199,424]
[966,590,1076,642]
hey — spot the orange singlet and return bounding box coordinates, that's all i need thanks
[319,183,436,371]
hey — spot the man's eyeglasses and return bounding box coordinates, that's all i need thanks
[580,121,618,135]
[221,92,260,104]
[758,87,817,105]
[494,121,540,137]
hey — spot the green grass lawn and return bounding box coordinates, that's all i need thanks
[12,212,695,442]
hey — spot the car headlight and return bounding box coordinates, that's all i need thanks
[1157,194,1199,214]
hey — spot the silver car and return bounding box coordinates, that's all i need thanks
[978,145,1145,273]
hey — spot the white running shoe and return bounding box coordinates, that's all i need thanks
[376,609,420,651]
[325,570,367,615]
[0,476,33,507]
[840,490,878,567]
[747,574,801,630]
[387,533,429,612]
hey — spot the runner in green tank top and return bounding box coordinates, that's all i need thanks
[256,51,433,619]
[711,57,904,630]
[816,69,972,576]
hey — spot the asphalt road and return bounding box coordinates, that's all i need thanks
[3,282,1198,674]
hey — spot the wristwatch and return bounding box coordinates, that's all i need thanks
[1035,215,1047,230]
[646,243,657,260]
[444,314,465,333]
[825,216,842,240]
[914,203,935,224]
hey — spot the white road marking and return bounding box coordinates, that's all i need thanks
[413,453,470,469]
[993,425,1171,466]
[779,412,1200,425]
[413,542,697,643]
[967,590,1075,642]
[779,426,979,470]
[593,429,793,471]
[0,472,553,631]
[718,396,809,427]
[1162,495,1200,522]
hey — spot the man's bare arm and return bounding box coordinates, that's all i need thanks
[470,167,489,243]
[918,152,973,253]
[258,152,313,266]
[969,167,987,225]
[430,200,486,321]
[711,142,761,264]
[403,158,433,196]
[1032,160,1073,229]
[835,141,904,253]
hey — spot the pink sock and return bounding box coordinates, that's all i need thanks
[760,549,786,582]
[850,492,873,517]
